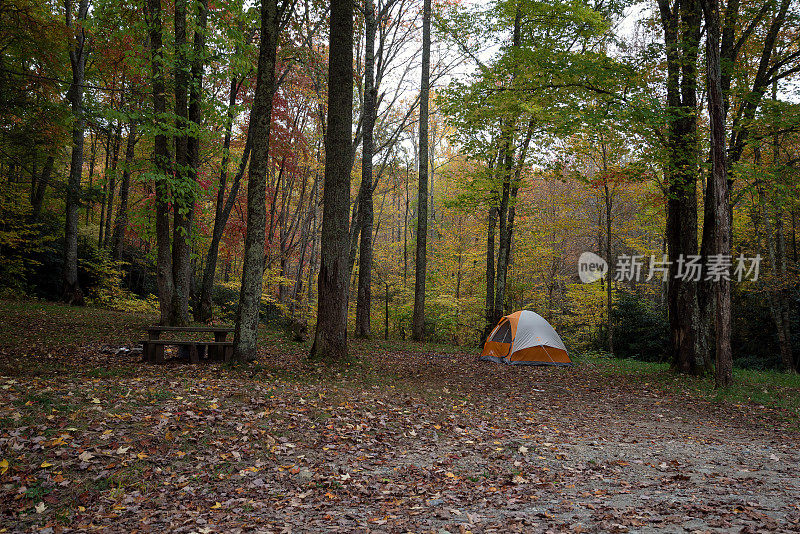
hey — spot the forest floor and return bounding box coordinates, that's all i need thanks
[1,300,800,533]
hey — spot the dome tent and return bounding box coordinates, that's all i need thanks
[480,310,571,366]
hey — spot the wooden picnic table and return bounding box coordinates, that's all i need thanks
[142,325,235,363]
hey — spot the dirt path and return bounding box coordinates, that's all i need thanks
[1,345,798,533]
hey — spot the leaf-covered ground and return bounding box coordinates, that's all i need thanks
[1,301,799,533]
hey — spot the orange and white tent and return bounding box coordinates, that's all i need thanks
[480,310,571,366]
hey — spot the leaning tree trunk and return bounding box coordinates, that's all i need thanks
[62,0,90,305]
[412,0,431,342]
[355,0,377,339]
[110,120,137,260]
[309,0,354,361]
[233,0,282,361]
[196,74,246,323]
[30,155,54,219]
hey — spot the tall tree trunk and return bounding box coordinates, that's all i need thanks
[30,155,54,219]
[170,0,192,325]
[187,0,211,322]
[111,121,137,260]
[412,0,431,341]
[98,132,111,246]
[62,0,90,305]
[103,121,123,248]
[196,75,246,323]
[233,0,283,361]
[355,0,377,338]
[602,142,614,354]
[482,148,499,345]
[309,0,354,361]
[84,130,97,225]
[702,0,732,387]
[403,164,409,286]
[658,0,701,374]
[147,0,175,324]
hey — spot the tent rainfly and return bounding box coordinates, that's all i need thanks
[480,310,571,366]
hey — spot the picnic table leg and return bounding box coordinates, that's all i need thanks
[190,343,199,364]
[212,331,227,361]
[148,331,164,364]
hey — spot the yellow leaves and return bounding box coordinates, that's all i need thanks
[40,461,53,468]
[91,397,101,404]
[137,452,148,460]
[77,506,86,512]
[0,459,8,475]
[210,502,222,509]
[47,435,68,447]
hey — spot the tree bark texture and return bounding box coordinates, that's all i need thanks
[310,0,354,361]
[412,0,431,341]
[233,0,282,361]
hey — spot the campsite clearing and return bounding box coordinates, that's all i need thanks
[0,302,799,532]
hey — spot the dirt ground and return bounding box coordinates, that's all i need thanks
[1,339,799,533]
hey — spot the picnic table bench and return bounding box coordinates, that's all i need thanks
[141,326,235,363]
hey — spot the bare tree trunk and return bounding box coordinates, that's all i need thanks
[111,120,137,260]
[233,0,283,360]
[355,0,377,338]
[702,0,732,388]
[310,0,354,361]
[62,0,90,305]
[412,0,431,341]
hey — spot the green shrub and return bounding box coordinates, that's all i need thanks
[608,291,669,362]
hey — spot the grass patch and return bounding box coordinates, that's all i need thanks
[0,298,156,350]
[584,352,800,417]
